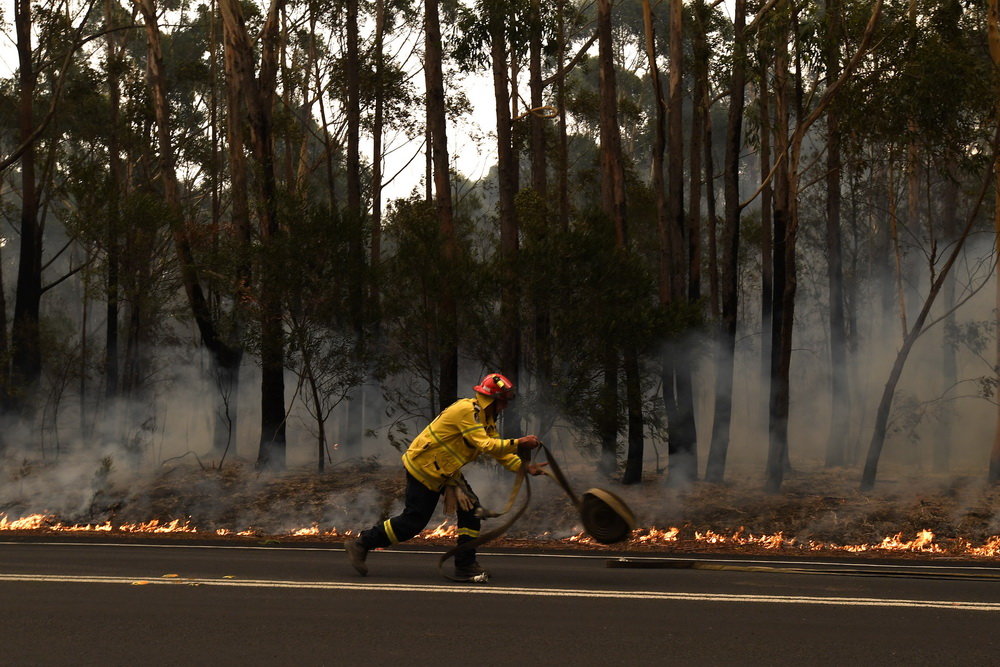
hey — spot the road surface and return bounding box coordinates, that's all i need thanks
[2,538,999,665]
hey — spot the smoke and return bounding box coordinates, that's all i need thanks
[1,226,998,544]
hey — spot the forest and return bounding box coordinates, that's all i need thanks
[2,0,1000,521]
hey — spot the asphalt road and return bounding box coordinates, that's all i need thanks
[2,539,1000,666]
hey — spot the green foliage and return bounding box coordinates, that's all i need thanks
[377,197,487,421]
[276,202,367,426]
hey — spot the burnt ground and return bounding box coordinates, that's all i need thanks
[2,456,1000,562]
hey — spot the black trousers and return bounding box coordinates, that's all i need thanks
[358,471,481,567]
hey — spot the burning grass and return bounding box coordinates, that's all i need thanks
[2,457,1000,561]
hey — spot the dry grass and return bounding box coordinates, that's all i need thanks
[3,457,1000,560]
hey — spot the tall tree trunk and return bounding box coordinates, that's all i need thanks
[371,0,386,320]
[219,0,286,469]
[597,0,632,479]
[988,0,1000,483]
[705,98,719,321]
[765,5,792,493]
[214,0,252,460]
[643,0,671,483]
[758,64,773,397]
[689,0,709,304]
[104,0,122,402]
[664,0,696,483]
[529,0,546,197]
[642,0,668,311]
[11,0,43,403]
[139,0,246,460]
[768,0,882,491]
[706,0,746,484]
[597,0,644,484]
[935,157,960,472]
[556,0,570,230]
[824,0,849,468]
[528,0,551,416]
[426,0,458,409]
[491,5,521,435]
[314,41,338,211]
[345,0,366,454]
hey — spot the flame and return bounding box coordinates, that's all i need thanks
[636,527,680,543]
[119,519,199,534]
[0,514,49,530]
[1,512,998,558]
[837,529,943,554]
[567,525,990,557]
[419,521,458,539]
[215,528,259,537]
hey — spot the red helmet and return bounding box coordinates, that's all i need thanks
[474,373,516,401]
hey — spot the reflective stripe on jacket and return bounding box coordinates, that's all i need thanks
[402,393,521,491]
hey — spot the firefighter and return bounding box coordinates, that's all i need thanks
[345,372,546,582]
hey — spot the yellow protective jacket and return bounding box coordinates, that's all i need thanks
[402,393,522,491]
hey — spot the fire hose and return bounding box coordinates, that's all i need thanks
[438,443,636,581]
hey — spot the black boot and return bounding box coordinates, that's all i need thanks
[454,561,490,583]
[345,538,369,576]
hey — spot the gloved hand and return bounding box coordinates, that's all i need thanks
[517,435,542,449]
[455,486,476,511]
[526,462,548,476]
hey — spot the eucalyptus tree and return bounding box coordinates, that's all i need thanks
[705,0,747,484]
[8,0,98,411]
[850,0,994,489]
[425,0,458,411]
[218,0,287,469]
[764,0,883,492]
[452,0,535,436]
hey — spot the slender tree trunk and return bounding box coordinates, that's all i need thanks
[216,0,249,460]
[426,0,458,409]
[557,0,569,230]
[491,5,521,435]
[666,0,685,299]
[705,102,719,321]
[935,157,960,472]
[371,0,386,317]
[219,0,286,469]
[884,160,909,339]
[706,0,746,484]
[528,0,551,414]
[758,66,773,395]
[345,0,366,454]
[11,0,43,402]
[643,0,672,483]
[664,0,696,483]
[824,0,849,468]
[104,0,122,402]
[529,0,546,197]
[597,0,635,479]
[769,0,882,491]
[139,0,246,459]
[642,0,668,310]
[689,0,710,304]
[597,0,645,484]
[988,0,1000,483]
[765,6,792,493]
[314,45,338,211]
